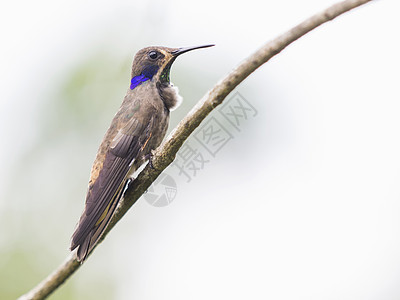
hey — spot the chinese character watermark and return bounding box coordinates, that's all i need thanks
[194,117,233,157]
[144,92,257,207]
[218,92,257,131]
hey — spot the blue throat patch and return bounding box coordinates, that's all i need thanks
[130,74,149,90]
[130,65,160,90]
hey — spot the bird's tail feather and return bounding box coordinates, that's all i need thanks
[73,181,126,262]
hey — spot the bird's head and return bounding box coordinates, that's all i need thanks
[130,45,214,89]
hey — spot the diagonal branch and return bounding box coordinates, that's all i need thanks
[19,0,374,299]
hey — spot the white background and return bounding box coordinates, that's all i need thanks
[1,0,400,299]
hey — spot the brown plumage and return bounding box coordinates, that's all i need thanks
[70,45,214,262]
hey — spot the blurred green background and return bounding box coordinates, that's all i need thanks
[1,0,400,299]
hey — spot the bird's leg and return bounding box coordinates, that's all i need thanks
[144,150,155,169]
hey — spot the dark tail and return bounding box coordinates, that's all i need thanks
[70,182,126,262]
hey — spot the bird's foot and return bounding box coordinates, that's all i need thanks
[145,151,155,169]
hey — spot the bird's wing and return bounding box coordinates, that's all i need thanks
[71,115,155,261]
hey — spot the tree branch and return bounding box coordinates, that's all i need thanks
[19,0,374,299]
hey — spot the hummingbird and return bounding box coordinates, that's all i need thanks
[70,44,214,262]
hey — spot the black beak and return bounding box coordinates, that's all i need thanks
[171,44,215,56]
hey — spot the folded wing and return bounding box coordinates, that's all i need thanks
[71,116,154,261]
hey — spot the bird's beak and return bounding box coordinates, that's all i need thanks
[171,44,215,56]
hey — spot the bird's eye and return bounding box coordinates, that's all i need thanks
[148,51,158,60]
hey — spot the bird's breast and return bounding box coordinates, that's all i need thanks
[88,81,170,188]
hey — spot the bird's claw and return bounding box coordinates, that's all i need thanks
[145,151,155,169]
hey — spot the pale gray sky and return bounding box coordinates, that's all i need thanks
[1,1,400,299]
